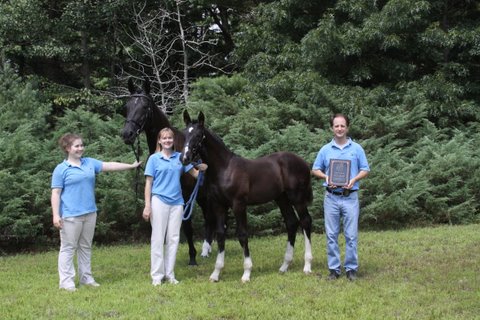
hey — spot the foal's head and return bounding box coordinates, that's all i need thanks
[121,78,155,144]
[181,110,205,165]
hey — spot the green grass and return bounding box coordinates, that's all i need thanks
[1,224,479,319]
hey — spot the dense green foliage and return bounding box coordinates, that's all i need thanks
[185,0,480,232]
[0,64,145,246]
[0,0,479,248]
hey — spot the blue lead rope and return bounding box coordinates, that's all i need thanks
[183,164,204,221]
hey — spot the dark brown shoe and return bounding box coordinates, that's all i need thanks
[346,270,357,281]
[327,270,340,280]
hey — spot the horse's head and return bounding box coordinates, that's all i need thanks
[181,110,205,165]
[121,78,155,145]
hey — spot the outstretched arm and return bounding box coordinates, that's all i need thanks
[102,160,142,172]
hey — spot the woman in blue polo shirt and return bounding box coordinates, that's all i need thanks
[51,133,141,292]
[143,127,207,286]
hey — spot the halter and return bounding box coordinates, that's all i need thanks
[125,93,154,163]
[182,130,206,220]
[125,93,154,138]
[184,124,206,164]
[183,139,204,164]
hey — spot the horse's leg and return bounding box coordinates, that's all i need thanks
[209,204,227,282]
[181,175,197,266]
[232,200,252,283]
[196,193,214,258]
[201,223,214,258]
[181,218,197,266]
[294,203,313,274]
[276,197,300,273]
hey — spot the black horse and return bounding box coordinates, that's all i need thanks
[180,111,313,282]
[121,79,214,265]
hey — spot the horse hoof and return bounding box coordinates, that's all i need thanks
[241,277,250,283]
[188,260,198,266]
[303,269,312,275]
[209,277,219,283]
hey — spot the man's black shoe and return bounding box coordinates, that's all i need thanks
[346,270,357,281]
[327,270,340,280]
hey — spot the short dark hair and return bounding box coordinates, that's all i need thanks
[330,113,350,127]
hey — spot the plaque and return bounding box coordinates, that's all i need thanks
[328,159,351,186]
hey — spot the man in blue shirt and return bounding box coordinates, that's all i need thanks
[312,114,370,281]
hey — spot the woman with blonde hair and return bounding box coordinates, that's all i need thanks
[143,127,207,286]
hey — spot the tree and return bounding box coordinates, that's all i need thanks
[117,0,235,113]
[0,63,52,244]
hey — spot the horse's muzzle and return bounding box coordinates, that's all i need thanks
[121,127,137,144]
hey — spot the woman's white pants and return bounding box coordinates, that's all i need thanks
[150,196,183,283]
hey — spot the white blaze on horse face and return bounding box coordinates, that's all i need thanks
[182,144,189,162]
[188,126,194,133]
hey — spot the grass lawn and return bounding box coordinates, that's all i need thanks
[1,224,479,319]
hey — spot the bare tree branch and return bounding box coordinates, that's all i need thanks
[116,0,232,113]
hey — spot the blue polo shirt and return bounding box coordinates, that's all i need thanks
[144,152,194,205]
[51,157,103,218]
[312,138,370,190]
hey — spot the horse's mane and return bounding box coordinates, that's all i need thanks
[207,128,224,145]
[186,119,236,157]
[205,126,238,158]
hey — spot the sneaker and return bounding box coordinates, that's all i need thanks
[346,270,357,281]
[167,278,179,285]
[61,287,77,292]
[82,281,100,287]
[327,270,340,280]
[152,279,162,287]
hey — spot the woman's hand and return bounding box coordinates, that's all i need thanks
[132,160,142,168]
[196,163,208,171]
[142,206,151,222]
[53,215,63,229]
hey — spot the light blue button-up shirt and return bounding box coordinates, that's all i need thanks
[312,138,370,190]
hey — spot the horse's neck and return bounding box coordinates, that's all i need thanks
[151,106,171,130]
[146,107,171,154]
[203,129,234,170]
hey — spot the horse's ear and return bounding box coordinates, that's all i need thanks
[183,110,192,125]
[128,78,135,94]
[144,77,151,94]
[198,111,205,126]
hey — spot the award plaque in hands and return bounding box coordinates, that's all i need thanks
[328,159,351,186]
